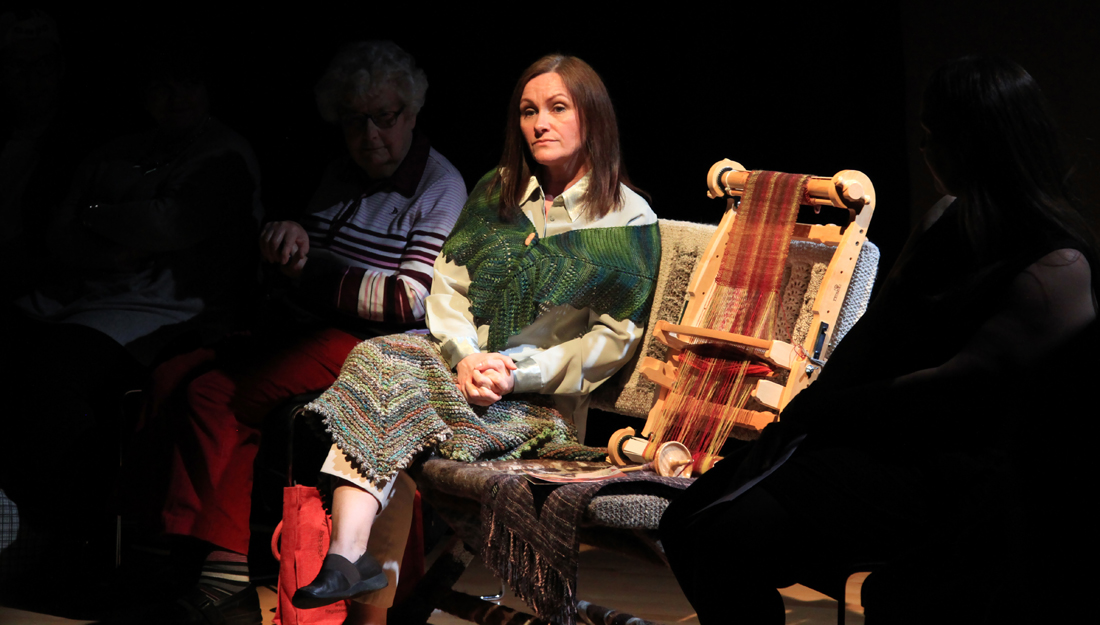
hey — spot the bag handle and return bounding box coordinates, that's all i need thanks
[271,520,283,562]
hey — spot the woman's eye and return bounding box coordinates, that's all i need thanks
[522,108,536,118]
[553,104,567,113]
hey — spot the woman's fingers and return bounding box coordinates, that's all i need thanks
[259,221,309,265]
[456,352,516,407]
[470,389,501,405]
[464,380,500,406]
[258,225,280,263]
[471,369,496,389]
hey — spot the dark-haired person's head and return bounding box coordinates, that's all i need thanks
[496,54,637,220]
[920,56,1094,264]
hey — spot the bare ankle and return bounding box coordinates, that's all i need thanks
[327,540,366,562]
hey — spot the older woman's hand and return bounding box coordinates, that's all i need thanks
[260,220,310,278]
[456,353,517,406]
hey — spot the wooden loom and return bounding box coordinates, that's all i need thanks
[608,159,876,473]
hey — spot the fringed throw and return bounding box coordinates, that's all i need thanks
[441,171,661,352]
[306,333,605,490]
[479,466,689,625]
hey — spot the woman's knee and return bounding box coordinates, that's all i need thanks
[185,369,237,420]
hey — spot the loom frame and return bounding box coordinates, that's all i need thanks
[625,159,876,460]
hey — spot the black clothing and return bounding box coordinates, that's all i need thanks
[660,201,1096,623]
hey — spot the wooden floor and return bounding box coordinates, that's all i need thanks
[424,544,867,625]
[0,542,867,624]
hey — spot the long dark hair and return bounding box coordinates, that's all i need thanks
[921,56,1097,278]
[491,54,642,221]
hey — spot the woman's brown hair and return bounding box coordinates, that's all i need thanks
[491,54,643,221]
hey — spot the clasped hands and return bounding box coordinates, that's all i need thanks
[260,220,310,278]
[456,352,517,406]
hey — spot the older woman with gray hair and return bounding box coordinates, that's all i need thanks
[124,40,465,625]
[315,40,428,122]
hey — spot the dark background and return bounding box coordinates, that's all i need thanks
[14,3,1100,285]
[4,0,1097,582]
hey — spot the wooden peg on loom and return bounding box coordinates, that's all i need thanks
[609,435,695,478]
[618,457,693,478]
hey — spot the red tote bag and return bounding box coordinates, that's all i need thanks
[271,485,347,625]
[271,484,425,624]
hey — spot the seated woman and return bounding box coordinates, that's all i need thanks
[293,54,660,623]
[659,56,1097,624]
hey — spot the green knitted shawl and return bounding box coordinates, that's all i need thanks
[441,171,661,352]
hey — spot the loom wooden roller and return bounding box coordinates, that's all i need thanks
[706,159,873,209]
[607,431,695,478]
[609,159,877,473]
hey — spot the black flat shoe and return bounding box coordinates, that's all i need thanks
[291,552,388,609]
[169,585,263,625]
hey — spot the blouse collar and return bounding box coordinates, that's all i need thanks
[522,171,591,223]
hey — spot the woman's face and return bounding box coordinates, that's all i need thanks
[340,86,417,179]
[519,72,586,177]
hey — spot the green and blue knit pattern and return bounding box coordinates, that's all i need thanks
[441,171,661,352]
[307,333,604,488]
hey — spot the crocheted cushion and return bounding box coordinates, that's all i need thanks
[584,494,670,530]
[828,240,880,358]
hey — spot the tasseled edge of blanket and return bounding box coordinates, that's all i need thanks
[308,399,453,491]
[444,427,555,463]
[482,512,577,625]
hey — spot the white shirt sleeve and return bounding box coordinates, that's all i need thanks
[510,311,644,395]
[425,253,482,368]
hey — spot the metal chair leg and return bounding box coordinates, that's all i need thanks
[479,582,505,601]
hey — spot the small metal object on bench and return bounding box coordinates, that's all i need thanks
[479,582,504,602]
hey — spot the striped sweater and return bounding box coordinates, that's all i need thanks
[296,134,466,332]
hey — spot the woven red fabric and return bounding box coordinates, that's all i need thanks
[715,170,809,338]
[656,170,809,455]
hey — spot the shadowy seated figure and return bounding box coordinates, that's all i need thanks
[659,56,1097,625]
[16,59,261,362]
[0,10,75,298]
[0,45,261,579]
[113,41,467,624]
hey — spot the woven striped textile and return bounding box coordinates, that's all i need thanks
[708,170,810,337]
[656,171,810,454]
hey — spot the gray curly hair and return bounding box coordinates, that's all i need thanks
[315,41,428,123]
